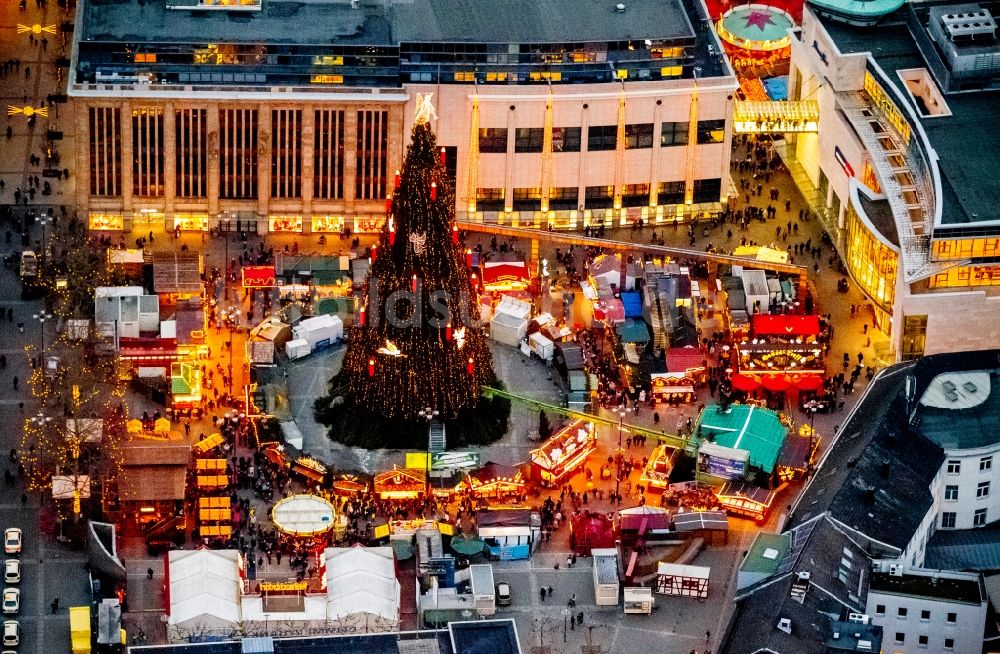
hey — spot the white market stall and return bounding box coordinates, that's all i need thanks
[623,587,654,614]
[528,332,554,362]
[166,550,242,642]
[324,546,400,632]
[469,563,496,616]
[291,314,343,353]
[592,548,620,606]
[490,296,532,347]
[654,562,710,599]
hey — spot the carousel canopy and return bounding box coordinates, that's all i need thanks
[731,372,762,392]
[468,462,522,486]
[271,494,336,537]
[696,405,788,474]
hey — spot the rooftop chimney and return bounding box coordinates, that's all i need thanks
[864,486,876,504]
[880,460,890,479]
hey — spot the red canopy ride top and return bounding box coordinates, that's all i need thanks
[750,314,820,337]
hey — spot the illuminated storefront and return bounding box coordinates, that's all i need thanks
[737,314,825,374]
[269,215,303,233]
[173,213,209,231]
[844,195,898,323]
[88,212,125,231]
[312,215,346,233]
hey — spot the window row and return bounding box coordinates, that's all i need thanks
[479,120,726,154]
[474,178,721,210]
[941,508,988,528]
[945,456,993,475]
[878,605,959,624]
[88,107,385,201]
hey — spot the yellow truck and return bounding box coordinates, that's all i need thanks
[69,606,91,654]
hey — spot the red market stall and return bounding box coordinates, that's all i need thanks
[332,475,368,497]
[569,511,615,556]
[738,314,826,375]
[480,255,530,292]
[241,265,277,289]
[730,373,762,393]
[529,421,597,487]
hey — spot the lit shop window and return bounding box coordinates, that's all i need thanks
[135,53,157,63]
[529,71,562,82]
[661,66,682,77]
[453,71,475,82]
[311,75,344,84]
[312,55,343,66]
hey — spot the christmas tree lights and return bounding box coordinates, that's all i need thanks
[316,114,509,448]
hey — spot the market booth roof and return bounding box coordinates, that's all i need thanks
[324,546,400,624]
[751,314,820,337]
[731,372,762,392]
[696,405,788,474]
[167,549,242,627]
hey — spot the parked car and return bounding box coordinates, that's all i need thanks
[1,590,17,615]
[2,621,17,646]
[496,581,512,606]
[2,531,20,556]
[2,562,18,585]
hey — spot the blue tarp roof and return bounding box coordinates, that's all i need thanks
[616,318,650,344]
[621,291,643,318]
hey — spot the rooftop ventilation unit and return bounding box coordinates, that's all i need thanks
[942,8,997,40]
[777,618,792,635]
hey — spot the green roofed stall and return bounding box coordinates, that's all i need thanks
[695,404,788,474]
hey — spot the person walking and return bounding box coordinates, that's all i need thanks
[147,568,154,580]
[50,598,59,613]
[540,587,546,602]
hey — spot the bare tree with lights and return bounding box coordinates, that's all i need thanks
[18,335,128,522]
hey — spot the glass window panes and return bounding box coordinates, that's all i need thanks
[982,456,993,471]
[587,125,617,151]
[941,512,956,528]
[479,128,508,153]
[945,485,958,501]
[697,119,726,144]
[514,128,544,153]
[624,123,653,149]
[661,121,688,146]
[975,508,988,526]
[947,460,961,474]
[552,127,581,152]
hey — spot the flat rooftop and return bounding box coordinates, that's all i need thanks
[916,369,1000,450]
[820,10,1000,228]
[870,570,983,604]
[81,0,695,45]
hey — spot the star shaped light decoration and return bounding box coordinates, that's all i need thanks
[744,9,776,31]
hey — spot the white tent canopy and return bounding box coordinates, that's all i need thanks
[168,549,242,627]
[325,547,400,623]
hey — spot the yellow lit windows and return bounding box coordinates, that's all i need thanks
[932,238,1000,260]
[312,55,343,66]
[862,162,882,194]
[616,69,629,79]
[570,51,597,63]
[529,71,562,82]
[485,72,510,82]
[135,53,157,63]
[652,46,684,58]
[453,71,475,82]
[310,74,344,84]
[844,200,898,315]
[661,66,682,78]
[929,265,1000,288]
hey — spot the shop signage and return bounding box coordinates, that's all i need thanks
[834,146,855,177]
[405,451,481,471]
[260,581,308,592]
[242,265,276,288]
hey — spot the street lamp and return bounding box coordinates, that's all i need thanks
[803,399,822,471]
[35,213,51,265]
[418,406,439,495]
[562,608,571,642]
[33,309,52,353]
[613,406,627,501]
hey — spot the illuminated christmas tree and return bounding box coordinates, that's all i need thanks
[316,99,508,447]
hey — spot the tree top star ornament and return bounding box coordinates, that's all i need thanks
[414,92,438,124]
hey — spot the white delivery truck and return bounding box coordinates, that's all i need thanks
[291,314,343,352]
